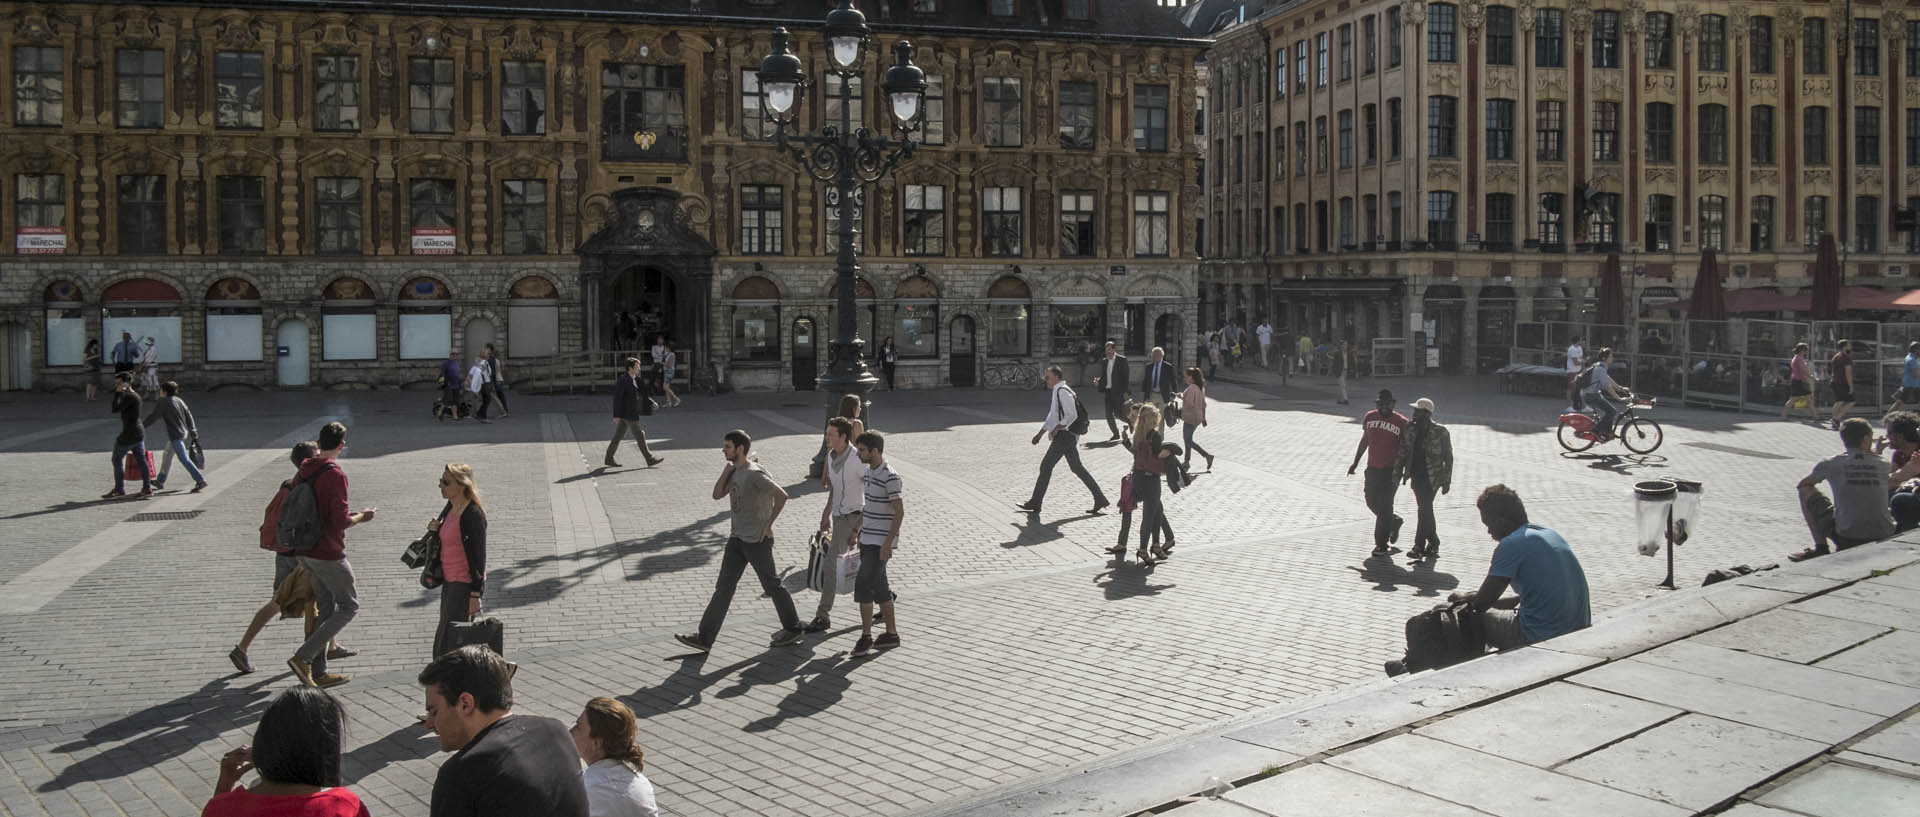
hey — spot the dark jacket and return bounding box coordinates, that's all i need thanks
[294,456,352,561]
[429,715,589,817]
[143,395,197,441]
[1131,430,1165,474]
[112,392,144,445]
[1097,354,1130,395]
[1393,420,1454,490]
[436,501,490,594]
[611,371,643,420]
[1141,360,1178,402]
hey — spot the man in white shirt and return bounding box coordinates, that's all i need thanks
[1019,366,1110,517]
[466,356,495,423]
[1093,340,1131,440]
[1256,321,1274,367]
[805,416,867,632]
[1564,336,1585,412]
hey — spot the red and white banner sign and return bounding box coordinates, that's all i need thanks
[411,227,456,255]
[16,226,65,254]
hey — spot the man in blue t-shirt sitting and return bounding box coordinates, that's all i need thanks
[1451,484,1591,649]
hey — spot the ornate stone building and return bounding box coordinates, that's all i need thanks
[1205,0,1920,375]
[0,1,1205,391]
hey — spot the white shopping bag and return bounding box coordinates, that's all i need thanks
[835,548,861,595]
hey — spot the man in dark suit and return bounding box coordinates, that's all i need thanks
[605,357,665,468]
[1093,339,1130,441]
[1141,346,1177,407]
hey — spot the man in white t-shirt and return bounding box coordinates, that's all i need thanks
[1256,321,1274,367]
[1564,336,1585,412]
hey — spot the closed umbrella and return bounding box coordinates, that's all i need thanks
[1811,233,1843,320]
[1685,248,1728,321]
[1595,252,1626,325]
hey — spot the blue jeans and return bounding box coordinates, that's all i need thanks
[112,441,151,492]
[1891,491,1920,534]
[1589,392,1625,435]
[157,437,205,485]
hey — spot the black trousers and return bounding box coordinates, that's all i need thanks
[1028,431,1107,509]
[697,536,800,646]
[1103,390,1128,438]
[1181,420,1211,467]
[431,581,474,658]
[1363,466,1401,548]
[1410,475,1439,550]
[1132,469,1169,549]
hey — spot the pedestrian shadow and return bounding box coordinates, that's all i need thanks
[38,676,279,792]
[553,470,604,484]
[623,643,816,724]
[741,653,869,733]
[1094,563,1177,600]
[340,721,439,782]
[1562,452,1669,475]
[1001,514,1092,549]
[2,497,126,520]
[482,512,730,610]
[1347,555,1460,597]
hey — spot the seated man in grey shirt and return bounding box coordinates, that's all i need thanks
[1791,418,1918,562]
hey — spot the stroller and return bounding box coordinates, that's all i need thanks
[432,379,476,421]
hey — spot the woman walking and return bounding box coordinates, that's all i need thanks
[1782,342,1816,421]
[137,337,160,398]
[201,687,369,817]
[650,335,681,408]
[1180,368,1214,471]
[1336,340,1352,405]
[1130,403,1169,566]
[143,380,208,492]
[427,463,488,658]
[83,338,103,401]
[881,337,898,390]
[571,697,660,817]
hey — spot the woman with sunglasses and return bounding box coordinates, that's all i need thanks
[427,463,489,658]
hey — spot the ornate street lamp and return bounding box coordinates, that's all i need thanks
[759,1,926,410]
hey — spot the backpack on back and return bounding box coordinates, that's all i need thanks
[1575,364,1598,390]
[275,471,325,554]
[258,479,295,552]
[1058,387,1092,436]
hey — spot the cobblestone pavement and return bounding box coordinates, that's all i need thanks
[0,372,1858,816]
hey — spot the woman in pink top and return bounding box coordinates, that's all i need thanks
[1179,367,1214,472]
[202,687,370,817]
[427,463,489,658]
[1782,342,1815,421]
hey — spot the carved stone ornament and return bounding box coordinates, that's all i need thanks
[408,23,453,56]
[1856,168,1883,189]
[512,156,539,178]
[1644,74,1677,92]
[1803,78,1833,97]
[1697,75,1729,94]
[114,8,162,48]
[1569,0,1593,34]
[1428,65,1461,94]
[1623,0,1645,35]
[1430,162,1462,183]
[126,152,154,174]
[1538,72,1568,99]
[1888,11,1909,40]
[1488,164,1520,183]
[1750,168,1780,185]
[1589,167,1620,186]
[1593,73,1624,98]
[1804,168,1832,185]
[1404,1,1428,28]
[311,15,360,56]
[11,7,67,42]
[1859,80,1883,104]
[1676,8,1699,45]
[215,14,261,50]
[1645,167,1677,184]
[1517,0,1537,32]
[1778,7,1802,31]
[1750,77,1780,96]
[1539,168,1565,186]
[1462,1,1485,32]
[325,153,354,177]
[1486,69,1520,95]
[502,25,542,61]
[1907,168,1920,187]
[1698,168,1728,185]
[421,158,447,177]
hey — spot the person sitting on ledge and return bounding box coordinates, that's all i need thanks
[1790,417,1916,562]
[1450,484,1591,650]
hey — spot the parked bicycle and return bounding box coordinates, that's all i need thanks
[1557,395,1664,454]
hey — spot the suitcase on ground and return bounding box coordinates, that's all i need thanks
[439,617,505,657]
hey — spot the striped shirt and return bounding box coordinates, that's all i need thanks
[859,463,903,546]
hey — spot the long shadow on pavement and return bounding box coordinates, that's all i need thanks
[483,511,729,610]
[1347,553,1460,597]
[38,676,279,792]
[742,651,874,733]
[1094,561,1177,600]
[341,722,439,782]
[624,642,823,724]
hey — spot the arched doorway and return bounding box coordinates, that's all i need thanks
[949,315,976,387]
[1154,313,1184,367]
[465,317,495,363]
[276,320,310,387]
[609,266,677,351]
[1422,284,1466,374]
[792,317,817,390]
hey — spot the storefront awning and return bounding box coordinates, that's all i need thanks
[1274,277,1405,294]
[1665,286,1920,313]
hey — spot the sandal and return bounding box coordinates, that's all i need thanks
[1135,548,1156,565]
[1106,544,1128,555]
[1787,547,1828,563]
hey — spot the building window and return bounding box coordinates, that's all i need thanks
[1908,109,1920,165]
[1294,122,1308,175]
[920,75,945,145]
[1646,194,1674,251]
[1751,105,1775,165]
[1317,32,1329,87]
[1338,196,1355,247]
[1427,191,1458,248]
[1235,135,1245,181]
[1274,128,1286,177]
[1252,137,1264,181]
[982,187,1023,257]
[1536,100,1564,161]
[1589,193,1620,246]
[1538,193,1564,247]
[1485,98,1516,160]
[991,0,1014,15]
[15,173,64,232]
[313,56,361,132]
[1857,195,1881,253]
[601,63,686,161]
[1592,101,1619,161]
[740,69,772,140]
[1694,195,1724,251]
[1274,206,1287,252]
[824,73,864,132]
[1363,15,1378,74]
[1751,196,1775,252]
[1295,40,1308,92]
[1536,9,1565,67]
[1388,191,1403,242]
[739,184,783,254]
[1294,202,1308,251]
[1429,3,1457,62]
[1387,6,1402,66]
[984,77,1022,146]
[1060,191,1096,257]
[1857,106,1882,166]
[1065,0,1090,20]
[1363,104,1378,164]
[1388,97,1402,159]
[1364,194,1379,243]
[1699,103,1728,164]
[1805,106,1829,164]
[1133,84,1168,152]
[1805,18,1827,75]
[1699,14,1727,71]
[1592,11,1620,68]
[1427,96,1457,157]
[216,175,267,254]
[115,49,164,128]
[1315,200,1329,251]
[825,187,864,253]
[314,177,361,255]
[1751,16,1774,73]
[902,184,944,256]
[213,51,265,129]
[1910,22,1920,76]
[1057,81,1096,149]
[116,174,165,254]
[1645,12,1674,69]
[1339,24,1353,80]
[1486,6,1515,65]
[1855,18,1880,76]
[1133,191,1170,256]
[1274,47,1288,97]
[409,178,457,252]
[1337,109,1354,168]
[501,180,546,255]
[1805,196,1829,248]
[1646,102,1674,162]
[502,61,546,135]
[1485,192,1514,248]
[408,57,454,133]
[12,45,62,126]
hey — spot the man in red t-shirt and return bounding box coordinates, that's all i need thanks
[1349,389,1410,557]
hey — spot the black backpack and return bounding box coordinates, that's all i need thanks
[1575,363,1598,390]
[275,470,325,553]
[1387,600,1486,676]
[1059,388,1091,436]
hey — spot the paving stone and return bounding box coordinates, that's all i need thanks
[1829,582,1920,615]
[1569,659,1884,743]
[1328,734,1686,817]
[1711,804,1805,817]
[1838,750,1920,779]
[1159,800,1269,817]
[1223,764,1491,817]
[1729,571,1846,596]
[1413,682,1681,768]
[1558,714,1827,810]
[1634,640,1920,717]
[1691,607,1891,663]
[1815,629,1920,688]
[1789,594,1920,632]
[1851,712,1920,767]
[1531,594,1733,662]
[1867,566,1920,592]
[1756,762,1920,817]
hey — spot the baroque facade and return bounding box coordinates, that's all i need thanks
[0,1,1205,392]
[1205,0,1920,376]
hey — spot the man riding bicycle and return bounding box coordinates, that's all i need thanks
[1580,348,1632,440]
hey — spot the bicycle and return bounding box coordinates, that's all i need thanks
[1557,395,1664,455]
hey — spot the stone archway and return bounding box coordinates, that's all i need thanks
[576,187,717,382]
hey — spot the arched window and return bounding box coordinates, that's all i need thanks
[43,281,84,366]
[508,276,561,357]
[893,274,940,358]
[321,278,377,360]
[985,276,1031,357]
[205,278,264,362]
[398,277,453,359]
[827,277,880,359]
[730,275,781,362]
[102,278,183,364]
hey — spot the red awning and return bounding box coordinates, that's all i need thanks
[1843,285,1920,311]
[102,278,182,303]
[1725,289,1809,313]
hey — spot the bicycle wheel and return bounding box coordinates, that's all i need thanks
[1556,422,1596,452]
[1619,417,1664,454]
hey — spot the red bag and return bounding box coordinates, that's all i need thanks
[122,450,154,481]
[259,480,294,552]
[1117,474,1137,514]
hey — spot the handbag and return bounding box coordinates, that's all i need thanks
[187,433,206,469]
[402,531,444,588]
[1164,398,1180,427]
[835,547,861,595]
[439,617,505,657]
[122,450,155,480]
[805,530,830,594]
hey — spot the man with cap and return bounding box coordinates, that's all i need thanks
[1394,397,1454,560]
[1348,389,1409,557]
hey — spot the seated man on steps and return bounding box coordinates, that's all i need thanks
[1451,484,1590,650]
[1789,417,1915,562]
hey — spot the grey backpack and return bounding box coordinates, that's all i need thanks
[275,471,324,553]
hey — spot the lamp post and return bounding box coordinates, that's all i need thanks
[758,2,926,412]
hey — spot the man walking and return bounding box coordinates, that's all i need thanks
[111,331,139,375]
[851,430,903,657]
[1020,366,1110,516]
[805,417,866,633]
[1256,320,1273,368]
[1141,346,1177,409]
[288,421,376,688]
[1565,335,1585,412]
[1830,339,1857,429]
[1094,339,1131,440]
[142,380,208,492]
[466,355,495,424]
[1394,397,1453,560]
[676,430,804,652]
[103,374,154,499]
[439,351,464,418]
[1890,341,1920,414]
[605,357,663,468]
[1348,389,1408,557]
[484,343,510,418]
